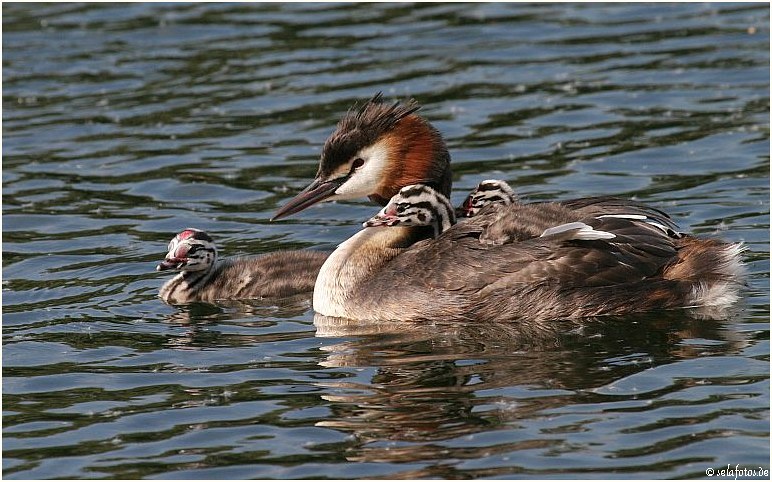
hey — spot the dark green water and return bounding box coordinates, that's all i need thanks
[3,3,769,479]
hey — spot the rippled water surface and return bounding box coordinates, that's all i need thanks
[3,3,770,479]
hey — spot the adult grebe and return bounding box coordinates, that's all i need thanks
[312,184,744,322]
[273,94,745,321]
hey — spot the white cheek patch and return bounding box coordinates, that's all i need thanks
[332,142,390,200]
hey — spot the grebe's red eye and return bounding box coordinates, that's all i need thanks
[352,158,364,170]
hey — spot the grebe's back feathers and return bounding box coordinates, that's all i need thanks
[460,180,683,245]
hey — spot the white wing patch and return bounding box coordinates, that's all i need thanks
[541,222,616,240]
[597,214,647,220]
[597,213,681,237]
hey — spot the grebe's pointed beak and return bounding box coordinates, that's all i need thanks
[271,176,347,221]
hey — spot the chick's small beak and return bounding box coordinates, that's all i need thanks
[363,208,399,228]
[455,197,474,218]
[455,207,473,218]
[272,176,348,221]
[156,258,184,271]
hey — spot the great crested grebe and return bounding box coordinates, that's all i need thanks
[313,184,743,322]
[273,94,745,321]
[157,228,329,304]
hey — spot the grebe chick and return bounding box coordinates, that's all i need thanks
[456,179,518,218]
[457,179,527,245]
[366,183,456,237]
[275,94,745,320]
[157,228,329,304]
[459,179,685,246]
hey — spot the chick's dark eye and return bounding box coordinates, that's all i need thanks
[352,158,365,170]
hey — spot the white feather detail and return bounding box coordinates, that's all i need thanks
[541,222,616,240]
[644,220,674,235]
[598,213,681,236]
[597,214,648,220]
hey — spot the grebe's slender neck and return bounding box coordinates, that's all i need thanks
[368,115,452,204]
[313,225,433,318]
[159,264,217,303]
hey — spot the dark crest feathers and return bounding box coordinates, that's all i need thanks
[319,93,421,177]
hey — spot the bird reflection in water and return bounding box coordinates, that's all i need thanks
[312,312,749,467]
[160,294,315,350]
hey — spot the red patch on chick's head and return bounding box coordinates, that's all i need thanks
[177,229,197,241]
